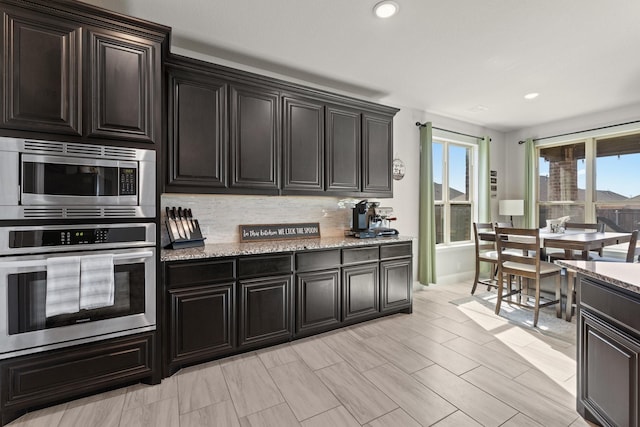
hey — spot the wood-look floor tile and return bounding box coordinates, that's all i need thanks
[500,413,545,426]
[514,369,576,410]
[323,331,387,372]
[257,342,301,369]
[400,334,479,375]
[221,355,284,417]
[123,375,178,411]
[119,397,179,427]
[431,410,483,427]
[239,402,301,427]
[413,364,517,426]
[57,392,124,427]
[443,336,532,379]
[315,361,397,424]
[363,363,456,426]
[290,337,343,371]
[65,388,126,409]
[416,300,471,323]
[268,360,339,421]
[394,316,459,343]
[8,402,67,427]
[300,406,360,427]
[431,316,497,345]
[179,400,240,427]
[462,366,579,427]
[362,334,433,373]
[364,408,422,427]
[176,361,231,414]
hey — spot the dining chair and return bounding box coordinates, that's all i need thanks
[494,227,562,327]
[472,222,498,295]
[547,222,605,261]
[564,230,639,321]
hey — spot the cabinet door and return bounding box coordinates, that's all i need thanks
[380,259,412,312]
[239,275,292,348]
[579,310,640,427]
[87,28,160,143]
[342,263,379,322]
[169,283,235,365]
[362,113,393,194]
[230,84,280,191]
[167,68,227,189]
[326,105,360,192]
[1,8,81,135]
[282,96,324,192]
[296,269,340,336]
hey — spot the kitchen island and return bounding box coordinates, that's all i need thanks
[556,260,640,427]
[161,236,414,376]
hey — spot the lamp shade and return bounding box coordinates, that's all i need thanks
[499,199,524,216]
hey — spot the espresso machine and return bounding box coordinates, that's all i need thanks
[349,200,398,238]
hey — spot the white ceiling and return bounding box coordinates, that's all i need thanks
[85,0,640,132]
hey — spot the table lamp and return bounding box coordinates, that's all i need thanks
[499,199,524,225]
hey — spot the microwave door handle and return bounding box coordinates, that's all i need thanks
[0,250,154,269]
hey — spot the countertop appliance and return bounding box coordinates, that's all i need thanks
[0,137,155,219]
[350,200,398,238]
[0,223,156,359]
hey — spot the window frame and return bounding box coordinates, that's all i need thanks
[433,136,476,246]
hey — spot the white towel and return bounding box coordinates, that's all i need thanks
[80,254,115,310]
[45,256,81,317]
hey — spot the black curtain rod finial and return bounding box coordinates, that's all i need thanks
[518,140,526,144]
[415,122,426,127]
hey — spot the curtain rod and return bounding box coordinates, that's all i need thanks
[415,122,487,140]
[517,119,640,144]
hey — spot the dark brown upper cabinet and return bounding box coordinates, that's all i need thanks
[86,28,160,143]
[166,63,227,190]
[1,7,82,135]
[0,0,168,146]
[230,84,280,192]
[326,105,361,193]
[362,112,393,194]
[282,96,324,193]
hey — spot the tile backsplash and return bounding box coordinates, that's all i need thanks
[161,194,358,245]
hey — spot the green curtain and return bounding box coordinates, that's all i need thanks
[524,138,537,228]
[477,137,491,222]
[418,123,436,285]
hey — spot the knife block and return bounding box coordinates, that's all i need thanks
[164,206,206,249]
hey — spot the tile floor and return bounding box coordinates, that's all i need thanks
[7,281,595,427]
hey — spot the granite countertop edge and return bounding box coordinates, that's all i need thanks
[161,235,415,262]
[555,260,640,295]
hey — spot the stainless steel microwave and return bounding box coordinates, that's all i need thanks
[0,137,155,219]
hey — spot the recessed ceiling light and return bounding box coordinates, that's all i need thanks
[373,1,399,18]
[524,92,539,100]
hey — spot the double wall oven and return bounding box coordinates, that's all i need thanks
[0,137,157,360]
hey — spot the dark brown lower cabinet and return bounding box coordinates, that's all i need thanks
[380,258,412,312]
[342,263,379,323]
[168,283,235,373]
[238,275,292,348]
[295,269,341,336]
[577,276,640,427]
[0,332,156,427]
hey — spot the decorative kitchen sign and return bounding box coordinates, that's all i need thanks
[239,223,321,242]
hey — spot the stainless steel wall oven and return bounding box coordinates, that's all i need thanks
[0,223,156,359]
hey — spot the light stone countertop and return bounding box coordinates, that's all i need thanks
[161,235,415,262]
[555,260,640,295]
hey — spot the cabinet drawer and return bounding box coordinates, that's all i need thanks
[166,259,236,288]
[580,278,640,333]
[296,249,341,272]
[380,242,412,260]
[238,254,292,278]
[342,246,379,265]
[1,333,153,411]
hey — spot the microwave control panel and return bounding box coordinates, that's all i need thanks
[119,168,137,196]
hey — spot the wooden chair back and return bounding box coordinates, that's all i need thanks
[564,222,605,233]
[494,227,541,280]
[473,222,495,256]
[625,230,639,263]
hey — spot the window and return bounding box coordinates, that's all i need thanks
[537,131,640,231]
[433,139,474,244]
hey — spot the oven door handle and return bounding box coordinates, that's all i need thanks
[0,250,154,269]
